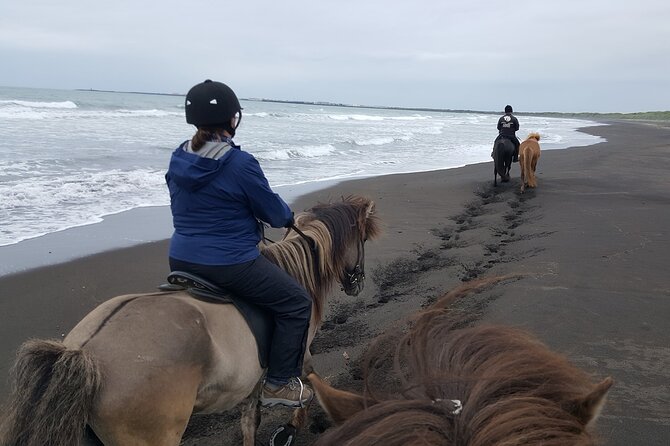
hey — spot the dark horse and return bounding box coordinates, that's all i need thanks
[308,276,614,445]
[0,195,382,446]
[493,137,515,186]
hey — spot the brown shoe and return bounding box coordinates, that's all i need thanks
[260,377,314,408]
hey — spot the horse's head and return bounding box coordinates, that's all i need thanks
[339,236,365,296]
[296,195,382,297]
[264,195,382,322]
[337,196,380,296]
[309,277,614,446]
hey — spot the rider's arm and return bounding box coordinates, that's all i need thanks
[238,155,293,228]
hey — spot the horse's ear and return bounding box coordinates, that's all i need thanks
[307,372,376,425]
[363,199,382,240]
[365,200,375,219]
[569,377,614,427]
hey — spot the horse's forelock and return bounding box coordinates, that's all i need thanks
[306,196,374,249]
[337,195,382,241]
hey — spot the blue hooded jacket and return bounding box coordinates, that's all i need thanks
[166,140,293,266]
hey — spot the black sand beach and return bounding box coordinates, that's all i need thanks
[1,121,669,445]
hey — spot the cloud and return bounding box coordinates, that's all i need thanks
[0,0,669,111]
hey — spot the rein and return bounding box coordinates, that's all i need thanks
[267,220,366,293]
[285,224,318,255]
[343,235,365,291]
[260,222,316,254]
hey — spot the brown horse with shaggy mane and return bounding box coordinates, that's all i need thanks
[519,132,542,193]
[0,196,382,446]
[308,276,613,445]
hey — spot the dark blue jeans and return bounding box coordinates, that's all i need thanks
[169,255,312,384]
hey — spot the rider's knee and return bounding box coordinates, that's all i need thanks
[291,288,312,320]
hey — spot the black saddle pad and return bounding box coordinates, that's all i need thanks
[159,271,273,368]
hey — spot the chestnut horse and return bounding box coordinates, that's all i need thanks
[0,195,382,446]
[308,276,613,445]
[519,132,542,193]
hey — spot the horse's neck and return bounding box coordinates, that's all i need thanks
[261,232,334,323]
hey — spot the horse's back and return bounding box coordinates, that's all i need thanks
[65,292,262,424]
[519,138,541,157]
[65,292,210,357]
[494,138,515,158]
[66,292,257,361]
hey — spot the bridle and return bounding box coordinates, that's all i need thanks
[279,223,367,294]
[342,234,366,293]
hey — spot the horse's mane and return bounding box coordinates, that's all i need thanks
[315,276,610,446]
[261,195,381,322]
[526,132,541,141]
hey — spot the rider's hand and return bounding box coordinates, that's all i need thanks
[285,212,295,228]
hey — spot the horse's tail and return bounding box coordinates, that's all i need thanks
[0,339,102,446]
[527,149,537,187]
[519,145,530,186]
[494,140,511,182]
[493,140,503,185]
[522,143,539,188]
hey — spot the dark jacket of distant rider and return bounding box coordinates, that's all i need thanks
[497,105,519,139]
[496,104,520,161]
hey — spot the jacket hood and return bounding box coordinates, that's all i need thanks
[167,141,236,191]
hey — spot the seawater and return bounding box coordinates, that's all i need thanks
[0,86,603,247]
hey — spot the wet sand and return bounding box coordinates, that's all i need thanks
[1,121,669,445]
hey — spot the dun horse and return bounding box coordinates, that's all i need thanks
[308,276,613,445]
[519,132,542,193]
[493,138,515,186]
[0,195,382,446]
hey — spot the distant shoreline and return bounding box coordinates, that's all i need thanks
[75,88,184,97]
[75,88,670,121]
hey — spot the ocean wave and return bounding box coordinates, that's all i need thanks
[353,136,396,146]
[415,126,444,135]
[255,144,336,161]
[534,132,562,144]
[389,115,431,121]
[112,109,180,117]
[245,111,290,118]
[0,89,606,248]
[0,99,78,109]
[0,168,169,246]
[328,113,431,122]
[0,106,182,120]
[329,114,384,121]
[274,169,366,187]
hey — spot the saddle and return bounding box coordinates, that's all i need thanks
[158,271,273,368]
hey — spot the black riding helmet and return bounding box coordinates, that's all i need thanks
[504,105,513,113]
[185,79,242,135]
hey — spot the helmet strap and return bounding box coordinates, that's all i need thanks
[223,124,236,138]
[224,110,242,138]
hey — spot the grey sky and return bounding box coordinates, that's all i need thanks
[1,0,668,112]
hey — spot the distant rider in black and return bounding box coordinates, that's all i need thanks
[494,105,520,162]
